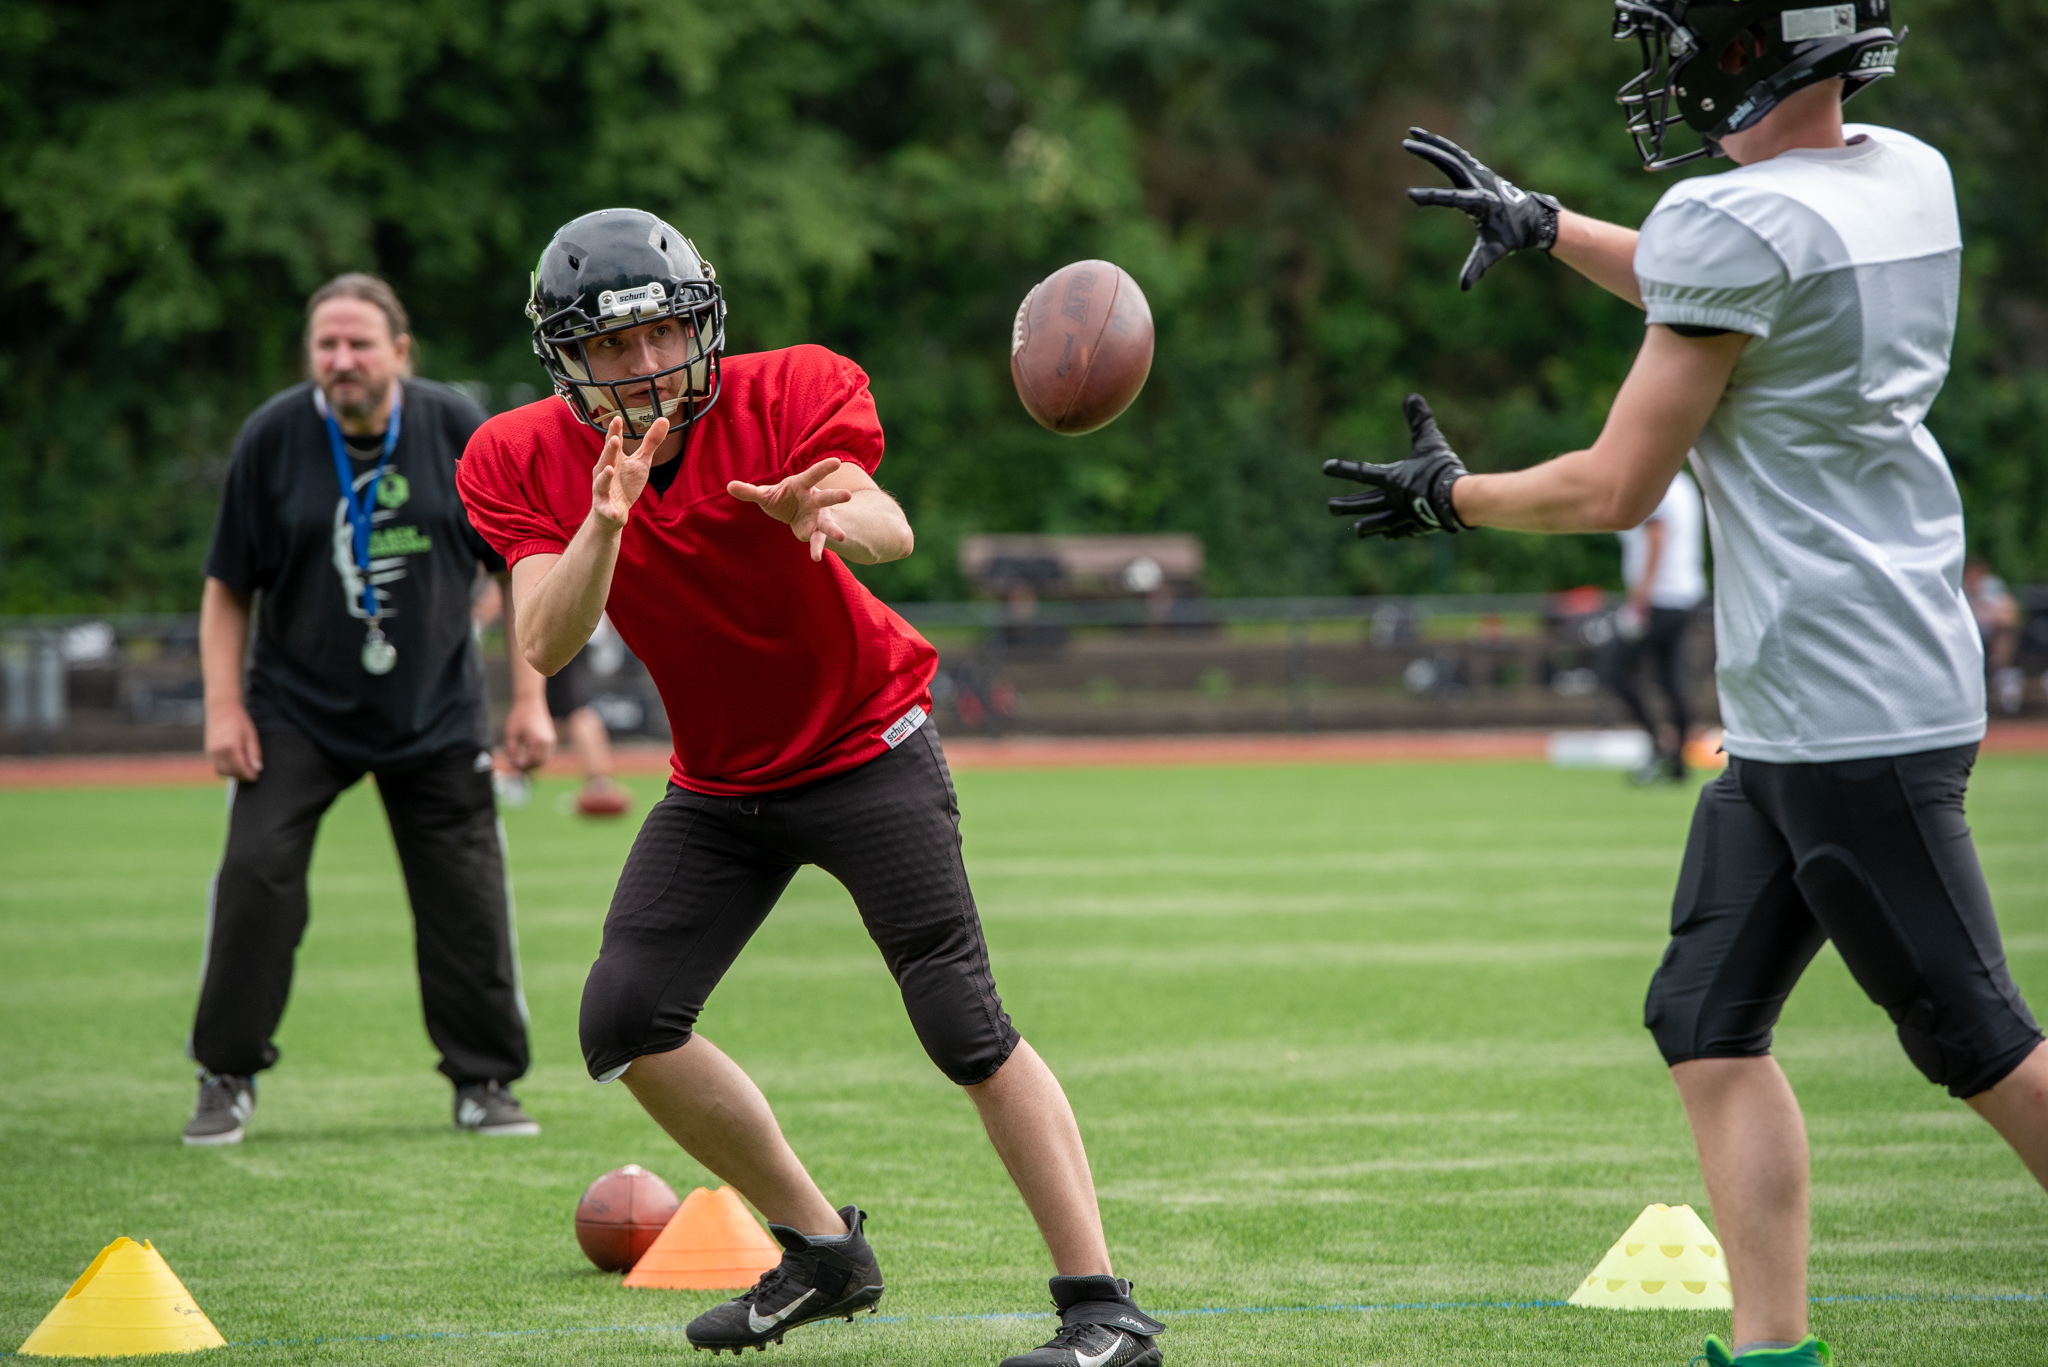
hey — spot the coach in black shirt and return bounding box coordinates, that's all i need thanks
[184,274,554,1145]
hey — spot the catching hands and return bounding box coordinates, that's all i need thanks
[1404,127,1560,290]
[728,457,857,562]
[1324,394,1470,539]
[590,414,669,530]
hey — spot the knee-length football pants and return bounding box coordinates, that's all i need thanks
[578,725,1020,1086]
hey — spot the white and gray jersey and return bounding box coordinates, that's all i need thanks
[1634,124,1984,763]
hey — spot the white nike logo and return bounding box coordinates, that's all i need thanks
[1076,1334,1124,1367]
[747,1288,815,1335]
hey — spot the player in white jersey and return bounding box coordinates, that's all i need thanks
[1602,468,1707,782]
[1326,4,2048,1365]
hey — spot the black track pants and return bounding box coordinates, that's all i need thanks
[1597,606,1694,751]
[189,728,530,1085]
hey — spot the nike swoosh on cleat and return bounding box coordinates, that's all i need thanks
[747,1288,816,1335]
[1076,1334,1125,1367]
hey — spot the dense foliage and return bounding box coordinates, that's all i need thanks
[2,0,2042,610]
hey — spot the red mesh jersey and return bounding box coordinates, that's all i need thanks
[459,345,937,795]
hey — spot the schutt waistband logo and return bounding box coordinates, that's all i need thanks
[881,704,929,749]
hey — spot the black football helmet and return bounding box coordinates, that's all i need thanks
[527,208,725,437]
[1614,0,1903,169]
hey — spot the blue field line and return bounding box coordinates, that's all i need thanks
[7,1291,2039,1357]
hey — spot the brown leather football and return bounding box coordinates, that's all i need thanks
[1010,260,1154,435]
[574,1164,680,1272]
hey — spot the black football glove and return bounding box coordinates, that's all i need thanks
[1403,127,1560,291]
[1324,394,1469,539]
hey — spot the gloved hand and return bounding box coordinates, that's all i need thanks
[1324,394,1470,539]
[1403,127,1560,290]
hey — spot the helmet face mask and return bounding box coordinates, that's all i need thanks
[1613,0,1902,170]
[527,209,726,438]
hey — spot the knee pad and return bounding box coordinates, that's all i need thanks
[577,953,695,1083]
[1793,844,2022,1095]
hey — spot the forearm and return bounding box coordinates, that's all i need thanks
[1453,448,1653,534]
[828,489,915,565]
[199,578,252,712]
[497,573,548,704]
[517,517,622,674]
[1552,209,1643,308]
[1454,326,1741,534]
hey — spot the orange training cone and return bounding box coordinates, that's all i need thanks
[624,1186,782,1290]
[17,1237,227,1357]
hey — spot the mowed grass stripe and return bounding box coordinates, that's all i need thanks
[1,759,2042,1365]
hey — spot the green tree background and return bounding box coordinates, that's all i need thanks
[1,0,2041,610]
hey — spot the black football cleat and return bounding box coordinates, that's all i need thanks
[1000,1275,1166,1367]
[685,1205,884,1355]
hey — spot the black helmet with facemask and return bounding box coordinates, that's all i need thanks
[1614,0,1902,170]
[527,208,725,438]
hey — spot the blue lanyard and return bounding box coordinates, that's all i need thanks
[315,384,404,622]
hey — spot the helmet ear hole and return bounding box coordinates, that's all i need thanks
[1718,25,1768,75]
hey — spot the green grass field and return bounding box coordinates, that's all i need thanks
[4,757,2045,1365]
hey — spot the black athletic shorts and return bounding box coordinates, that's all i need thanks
[1645,743,2042,1098]
[578,723,1020,1086]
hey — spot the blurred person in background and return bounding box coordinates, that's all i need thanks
[1963,558,2025,715]
[471,581,628,813]
[1599,464,1708,783]
[186,273,554,1146]
[544,614,633,817]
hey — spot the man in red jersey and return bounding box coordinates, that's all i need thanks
[458,210,1164,1367]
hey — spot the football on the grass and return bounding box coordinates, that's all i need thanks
[574,1164,680,1272]
[1010,260,1154,435]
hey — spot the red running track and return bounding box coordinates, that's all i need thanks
[5,724,2047,788]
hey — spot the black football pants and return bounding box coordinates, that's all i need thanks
[188,728,530,1086]
[1645,744,2042,1098]
[578,724,1020,1086]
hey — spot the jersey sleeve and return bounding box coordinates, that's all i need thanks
[779,346,886,477]
[1635,196,1789,339]
[202,417,276,593]
[457,423,573,566]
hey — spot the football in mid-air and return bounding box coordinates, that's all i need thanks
[1010,260,1154,435]
[574,1164,680,1272]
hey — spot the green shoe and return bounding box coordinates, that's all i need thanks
[1694,1336,1832,1367]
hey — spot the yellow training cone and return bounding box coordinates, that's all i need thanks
[1567,1203,1732,1311]
[17,1237,227,1357]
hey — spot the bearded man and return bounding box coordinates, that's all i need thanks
[185,273,554,1145]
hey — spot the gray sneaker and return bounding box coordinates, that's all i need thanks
[182,1072,255,1146]
[453,1080,539,1136]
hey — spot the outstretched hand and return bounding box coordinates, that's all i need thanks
[728,457,858,561]
[590,415,669,530]
[1403,127,1561,290]
[1324,394,1471,539]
